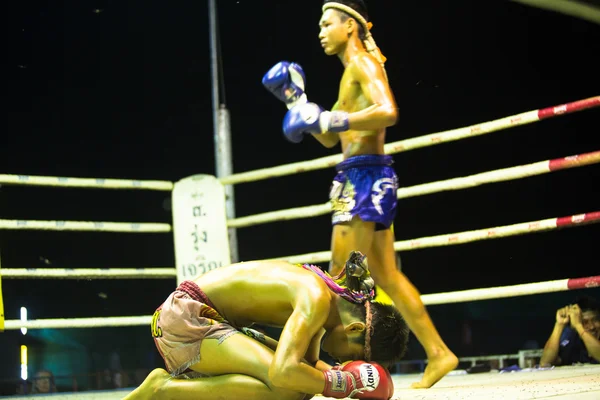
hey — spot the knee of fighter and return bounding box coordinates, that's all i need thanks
[150,384,168,400]
[145,369,170,400]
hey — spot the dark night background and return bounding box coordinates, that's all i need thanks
[1,0,599,394]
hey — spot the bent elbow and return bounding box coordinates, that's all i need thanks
[323,139,339,149]
[313,133,340,148]
[385,106,399,127]
[377,104,398,128]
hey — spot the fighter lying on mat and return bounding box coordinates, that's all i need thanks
[124,251,408,400]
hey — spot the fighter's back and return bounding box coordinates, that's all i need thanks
[192,260,332,329]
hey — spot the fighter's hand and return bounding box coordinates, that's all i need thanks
[556,306,570,326]
[342,361,394,400]
[322,361,394,399]
[567,304,583,330]
[331,361,353,371]
[282,103,349,143]
[262,61,308,110]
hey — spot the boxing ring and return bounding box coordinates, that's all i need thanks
[1,96,599,399]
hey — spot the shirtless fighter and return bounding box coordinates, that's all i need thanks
[123,252,406,400]
[262,0,458,388]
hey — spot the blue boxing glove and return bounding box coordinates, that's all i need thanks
[262,61,308,110]
[282,103,349,143]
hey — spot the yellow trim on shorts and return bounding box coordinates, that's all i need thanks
[151,309,162,338]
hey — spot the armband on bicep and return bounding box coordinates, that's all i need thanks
[241,327,267,344]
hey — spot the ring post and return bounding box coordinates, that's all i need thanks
[209,0,239,263]
[172,175,231,285]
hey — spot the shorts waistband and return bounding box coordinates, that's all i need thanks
[335,155,394,172]
[175,281,217,310]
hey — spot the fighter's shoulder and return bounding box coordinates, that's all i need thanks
[295,265,333,296]
[347,51,381,75]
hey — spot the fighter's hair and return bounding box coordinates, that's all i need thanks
[323,0,368,20]
[323,0,369,40]
[350,301,409,367]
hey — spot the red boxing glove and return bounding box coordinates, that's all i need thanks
[322,361,394,399]
[343,361,394,400]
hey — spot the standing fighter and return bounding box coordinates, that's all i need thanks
[262,0,458,388]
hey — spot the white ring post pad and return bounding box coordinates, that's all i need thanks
[172,175,231,285]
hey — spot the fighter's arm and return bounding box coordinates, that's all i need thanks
[304,327,334,371]
[345,55,398,131]
[244,326,333,372]
[281,55,397,143]
[311,102,341,148]
[268,288,331,395]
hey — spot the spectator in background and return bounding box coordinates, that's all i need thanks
[540,296,600,366]
[31,369,57,394]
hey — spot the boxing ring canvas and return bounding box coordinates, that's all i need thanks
[3,365,600,399]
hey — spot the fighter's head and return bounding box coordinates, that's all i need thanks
[319,1,369,55]
[322,299,409,367]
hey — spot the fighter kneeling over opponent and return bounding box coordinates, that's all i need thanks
[124,251,407,400]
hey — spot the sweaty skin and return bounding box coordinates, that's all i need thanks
[123,261,368,400]
[315,8,458,389]
[313,9,397,157]
[194,262,332,394]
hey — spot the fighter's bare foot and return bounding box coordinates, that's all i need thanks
[122,368,170,400]
[410,351,458,389]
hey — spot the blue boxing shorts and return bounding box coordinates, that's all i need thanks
[329,154,398,230]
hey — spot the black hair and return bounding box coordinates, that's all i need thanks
[323,0,369,21]
[351,301,409,367]
[323,0,369,40]
[576,295,600,314]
